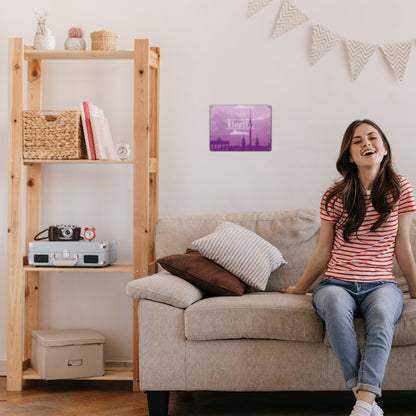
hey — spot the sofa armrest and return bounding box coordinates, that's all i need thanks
[139,300,187,390]
[125,271,204,308]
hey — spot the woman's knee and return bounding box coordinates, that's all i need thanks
[313,285,356,318]
[362,285,403,324]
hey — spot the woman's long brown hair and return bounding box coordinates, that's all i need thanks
[325,119,401,242]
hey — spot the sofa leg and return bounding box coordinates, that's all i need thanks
[146,391,170,416]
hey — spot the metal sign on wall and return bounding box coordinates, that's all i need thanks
[210,105,272,152]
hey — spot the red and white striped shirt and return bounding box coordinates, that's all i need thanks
[320,174,416,282]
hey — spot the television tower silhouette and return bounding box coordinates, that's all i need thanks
[248,106,253,151]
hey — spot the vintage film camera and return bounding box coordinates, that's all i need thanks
[48,225,81,241]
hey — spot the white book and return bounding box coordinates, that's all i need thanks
[91,116,116,160]
[100,118,117,160]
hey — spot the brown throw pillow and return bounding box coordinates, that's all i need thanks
[157,249,246,296]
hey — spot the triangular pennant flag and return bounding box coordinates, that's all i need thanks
[247,0,275,18]
[310,24,341,65]
[346,40,376,80]
[380,42,412,82]
[271,0,308,39]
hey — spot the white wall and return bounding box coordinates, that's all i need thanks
[2,0,416,370]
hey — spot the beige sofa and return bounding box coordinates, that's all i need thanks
[126,208,416,416]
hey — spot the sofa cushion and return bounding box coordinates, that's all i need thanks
[192,221,287,291]
[323,296,416,348]
[157,249,246,296]
[156,209,320,292]
[184,292,324,343]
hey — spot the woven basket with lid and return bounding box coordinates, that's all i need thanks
[90,30,118,51]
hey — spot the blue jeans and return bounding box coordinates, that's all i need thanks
[312,277,403,397]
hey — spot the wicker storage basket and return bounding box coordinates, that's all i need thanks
[23,111,87,160]
[90,30,118,51]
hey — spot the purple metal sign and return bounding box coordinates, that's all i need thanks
[210,105,272,151]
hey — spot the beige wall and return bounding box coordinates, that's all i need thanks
[1,0,416,370]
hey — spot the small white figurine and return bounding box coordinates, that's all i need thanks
[34,11,55,50]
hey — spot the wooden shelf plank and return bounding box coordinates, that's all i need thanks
[24,158,158,170]
[23,264,134,273]
[24,48,134,60]
[23,366,133,381]
[24,159,133,165]
[23,47,160,68]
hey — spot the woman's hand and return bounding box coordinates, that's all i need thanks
[395,212,416,299]
[280,220,334,296]
[281,286,306,295]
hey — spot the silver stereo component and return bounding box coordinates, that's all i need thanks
[28,240,117,267]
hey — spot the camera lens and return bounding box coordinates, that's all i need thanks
[61,227,73,238]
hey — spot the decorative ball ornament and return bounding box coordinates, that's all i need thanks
[116,143,130,160]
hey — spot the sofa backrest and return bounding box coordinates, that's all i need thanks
[156,208,416,293]
[155,208,321,291]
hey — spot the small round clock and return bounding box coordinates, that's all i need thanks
[116,143,131,160]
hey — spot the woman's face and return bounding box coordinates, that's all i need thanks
[349,123,388,169]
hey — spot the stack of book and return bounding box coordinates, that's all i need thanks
[80,101,117,160]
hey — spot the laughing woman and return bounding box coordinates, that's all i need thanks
[282,119,416,416]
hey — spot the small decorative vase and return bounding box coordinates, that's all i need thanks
[64,37,86,50]
[33,11,55,50]
[34,32,56,50]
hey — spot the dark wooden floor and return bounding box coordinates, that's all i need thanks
[1,377,416,415]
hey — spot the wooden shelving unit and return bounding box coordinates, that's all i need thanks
[7,38,160,391]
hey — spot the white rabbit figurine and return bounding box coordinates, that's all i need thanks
[34,11,55,50]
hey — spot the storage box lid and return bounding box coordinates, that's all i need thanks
[31,329,106,347]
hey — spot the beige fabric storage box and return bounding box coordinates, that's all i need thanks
[31,329,105,380]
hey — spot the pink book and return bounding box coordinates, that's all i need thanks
[80,102,91,159]
[82,101,97,159]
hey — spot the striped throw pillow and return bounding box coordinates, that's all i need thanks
[192,221,287,291]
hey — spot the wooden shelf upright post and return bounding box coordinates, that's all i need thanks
[24,45,42,368]
[8,38,44,391]
[7,37,25,391]
[132,38,160,392]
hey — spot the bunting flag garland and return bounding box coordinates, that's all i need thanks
[380,42,412,82]
[247,0,416,81]
[247,0,275,18]
[271,0,308,39]
[310,24,341,65]
[346,41,377,80]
